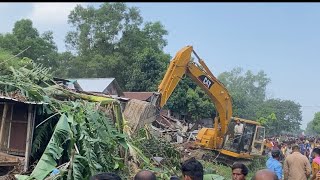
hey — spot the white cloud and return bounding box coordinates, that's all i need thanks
[27,3,87,27]
[26,3,89,52]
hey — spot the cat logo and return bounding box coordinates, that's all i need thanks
[198,75,214,89]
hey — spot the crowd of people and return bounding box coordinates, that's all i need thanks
[89,134,320,180]
[264,135,320,180]
[89,157,278,180]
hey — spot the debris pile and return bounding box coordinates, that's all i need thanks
[149,115,199,144]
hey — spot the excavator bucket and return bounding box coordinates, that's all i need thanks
[123,99,159,133]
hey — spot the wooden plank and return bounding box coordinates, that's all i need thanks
[0,162,19,166]
[0,152,24,167]
[7,105,13,149]
[0,147,25,153]
[0,103,8,148]
[5,120,28,124]
[24,105,34,171]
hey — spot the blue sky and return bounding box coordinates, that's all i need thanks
[0,3,319,129]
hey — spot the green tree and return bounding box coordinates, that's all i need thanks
[0,19,58,68]
[165,76,194,116]
[256,99,302,136]
[306,112,320,135]
[218,67,271,119]
[51,51,76,78]
[186,87,215,123]
[65,3,169,90]
[165,76,215,123]
[66,3,142,56]
[125,47,170,91]
[0,49,33,75]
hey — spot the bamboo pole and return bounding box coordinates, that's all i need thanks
[0,103,9,149]
[24,104,34,171]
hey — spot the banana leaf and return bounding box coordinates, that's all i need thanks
[16,114,71,180]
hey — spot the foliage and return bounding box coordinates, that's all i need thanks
[166,76,215,123]
[0,56,128,179]
[133,129,181,167]
[64,3,170,90]
[25,114,71,180]
[256,99,302,136]
[257,112,277,126]
[50,52,76,78]
[218,67,270,120]
[0,51,179,179]
[124,47,170,91]
[0,19,58,68]
[0,49,33,75]
[217,67,302,135]
[186,87,215,122]
[200,156,266,180]
[306,112,320,136]
[165,77,192,117]
[131,128,182,179]
[30,115,59,162]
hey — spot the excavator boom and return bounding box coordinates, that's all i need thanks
[158,46,193,108]
[157,46,232,142]
[124,45,265,163]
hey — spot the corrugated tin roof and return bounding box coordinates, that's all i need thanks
[0,96,46,105]
[69,78,115,93]
[122,92,154,101]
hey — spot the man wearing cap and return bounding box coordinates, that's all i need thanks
[284,144,311,180]
[266,149,282,180]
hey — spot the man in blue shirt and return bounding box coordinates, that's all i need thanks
[299,141,306,155]
[266,149,282,180]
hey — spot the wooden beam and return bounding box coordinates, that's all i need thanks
[0,103,8,148]
[5,120,28,124]
[0,151,24,167]
[7,105,13,151]
[24,104,34,172]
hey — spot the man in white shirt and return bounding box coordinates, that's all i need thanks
[233,119,244,149]
[234,119,244,136]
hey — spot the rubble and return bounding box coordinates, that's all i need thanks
[149,114,201,146]
[123,99,158,134]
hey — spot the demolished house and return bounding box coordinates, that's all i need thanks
[0,96,46,174]
[121,91,200,144]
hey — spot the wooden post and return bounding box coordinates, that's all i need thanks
[7,104,13,150]
[24,104,35,171]
[0,103,9,149]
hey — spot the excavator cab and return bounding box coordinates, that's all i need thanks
[222,118,265,156]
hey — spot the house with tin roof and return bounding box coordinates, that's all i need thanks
[68,78,124,97]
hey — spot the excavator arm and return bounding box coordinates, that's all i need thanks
[124,45,265,160]
[157,46,232,149]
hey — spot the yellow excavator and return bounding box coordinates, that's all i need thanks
[143,45,266,165]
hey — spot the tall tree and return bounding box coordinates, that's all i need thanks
[165,76,215,123]
[306,112,320,136]
[256,99,302,136]
[124,47,170,91]
[218,67,271,119]
[65,3,169,90]
[0,19,58,68]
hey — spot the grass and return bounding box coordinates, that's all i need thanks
[200,156,267,179]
